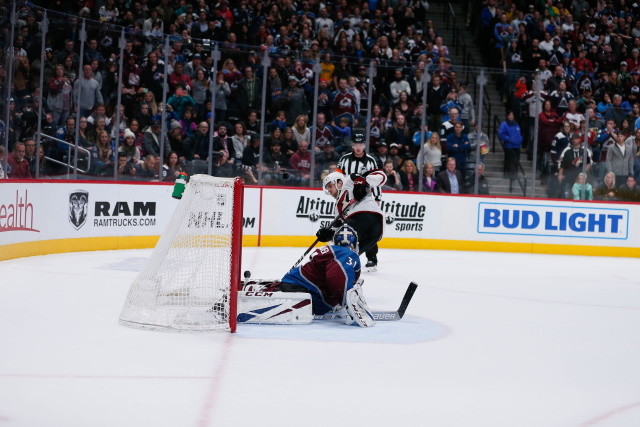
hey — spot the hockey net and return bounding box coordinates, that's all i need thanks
[119,175,243,332]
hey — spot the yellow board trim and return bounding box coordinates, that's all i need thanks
[0,235,260,261]
[0,235,638,261]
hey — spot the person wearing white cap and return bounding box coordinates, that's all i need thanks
[118,128,141,163]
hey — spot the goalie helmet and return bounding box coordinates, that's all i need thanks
[322,171,345,196]
[333,224,359,253]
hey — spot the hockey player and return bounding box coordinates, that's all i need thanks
[316,168,386,270]
[249,224,375,327]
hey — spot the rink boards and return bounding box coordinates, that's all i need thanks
[1,180,639,260]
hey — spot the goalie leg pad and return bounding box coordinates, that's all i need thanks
[345,282,375,327]
[237,291,313,324]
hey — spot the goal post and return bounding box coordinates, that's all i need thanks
[119,175,244,332]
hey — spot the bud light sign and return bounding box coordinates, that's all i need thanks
[477,202,628,240]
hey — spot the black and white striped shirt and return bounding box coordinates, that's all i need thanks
[338,152,381,199]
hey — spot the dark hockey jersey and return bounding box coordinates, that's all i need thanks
[281,245,361,314]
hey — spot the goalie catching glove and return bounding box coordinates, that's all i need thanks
[350,173,369,201]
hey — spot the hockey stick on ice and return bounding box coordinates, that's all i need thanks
[314,281,418,322]
[290,198,360,270]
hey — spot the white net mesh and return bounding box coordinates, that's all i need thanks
[119,175,240,331]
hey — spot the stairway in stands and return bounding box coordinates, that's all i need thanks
[427,2,548,198]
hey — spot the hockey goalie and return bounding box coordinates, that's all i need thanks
[239,224,376,327]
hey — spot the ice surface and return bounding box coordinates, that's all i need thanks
[1,247,640,427]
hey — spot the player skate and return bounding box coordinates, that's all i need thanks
[365,256,377,272]
[345,279,375,327]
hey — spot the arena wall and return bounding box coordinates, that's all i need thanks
[1,179,638,261]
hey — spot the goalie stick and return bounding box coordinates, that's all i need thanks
[314,281,418,322]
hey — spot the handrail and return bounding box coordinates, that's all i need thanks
[38,133,92,174]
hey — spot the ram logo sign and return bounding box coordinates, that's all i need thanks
[477,202,629,240]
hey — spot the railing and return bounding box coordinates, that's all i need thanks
[38,133,92,174]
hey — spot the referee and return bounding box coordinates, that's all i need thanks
[337,131,382,270]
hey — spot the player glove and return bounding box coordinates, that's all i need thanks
[316,227,334,242]
[350,174,369,201]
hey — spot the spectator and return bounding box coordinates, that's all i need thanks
[595,119,618,162]
[606,133,635,187]
[23,138,37,175]
[549,81,575,115]
[167,85,196,119]
[469,163,490,195]
[116,153,137,179]
[421,132,443,173]
[90,130,115,176]
[332,116,352,153]
[141,52,166,103]
[558,133,593,198]
[446,122,472,174]
[436,157,465,194]
[282,76,308,126]
[118,129,141,163]
[167,120,186,158]
[142,119,170,158]
[498,111,523,179]
[420,162,439,193]
[212,123,235,164]
[457,84,475,130]
[236,66,261,120]
[382,159,403,191]
[168,62,192,93]
[605,94,627,128]
[618,175,640,202]
[231,122,251,164]
[7,142,31,179]
[292,115,311,146]
[0,146,7,179]
[572,172,594,200]
[289,140,312,186]
[399,159,419,191]
[74,64,104,118]
[263,140,288,185]
[386,114,412,159]
[310,112,334,152]
[134,154,159,181]
[330,78,358,126]
[439,107,461,140]
[563,100,585,131]
[594,171,619,201]
[47,64,73,127]
[426,74,449,127]
[316,142,340,179]
[389,69,411,105]
[212,72,232,122]
[538,101,570,162]
[372,142,390,170]
[179,108,198,137]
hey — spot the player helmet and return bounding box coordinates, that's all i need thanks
[323,171,345,196]
[333,224,359,252]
